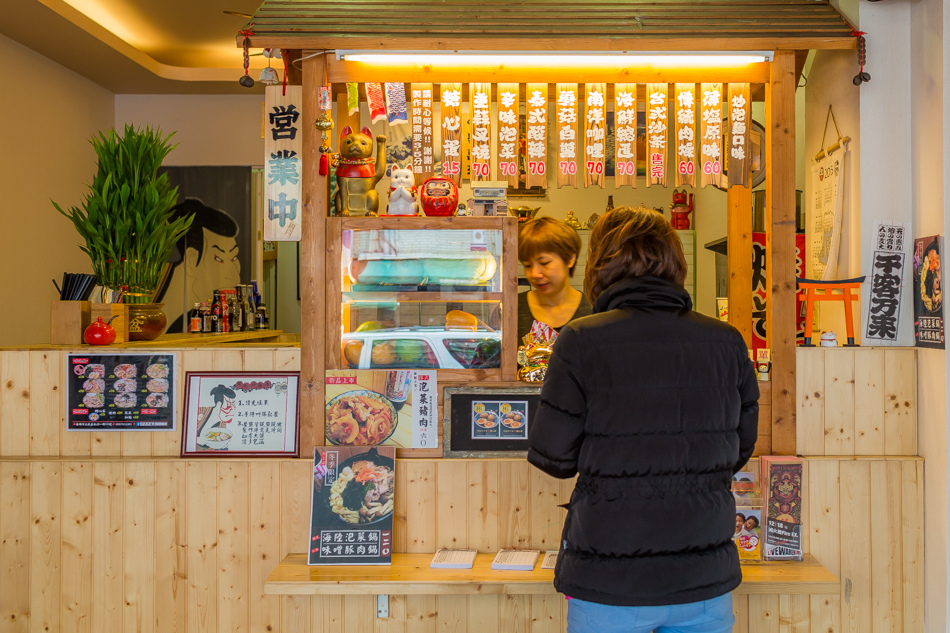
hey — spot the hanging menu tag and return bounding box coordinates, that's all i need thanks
[556,83,579,189]
[497,83,520,188]
[613,83,638,188]
[525,83,548,189]
[470,82,492,182]
[674,83,697,188]
[700,83,724,188]
[728,83,752,188]
[440,83,463,187]
[645,83,669,188]
[584,83,606,188]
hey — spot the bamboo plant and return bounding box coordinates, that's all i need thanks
[53,124,193,304]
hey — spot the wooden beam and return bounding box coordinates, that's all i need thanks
[727,184,753,347]
[246,36,857,53]
[766,51,797,455]
[300,52,329,453]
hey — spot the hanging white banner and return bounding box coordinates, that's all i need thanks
[264,85,303,241]
[809,149,847,280]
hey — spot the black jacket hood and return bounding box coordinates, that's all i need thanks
[592,276,693,314]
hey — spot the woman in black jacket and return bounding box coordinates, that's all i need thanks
[527,207,759,633]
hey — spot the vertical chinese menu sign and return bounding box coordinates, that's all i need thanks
[264,84,302,241]
[497,83,520,188]
[699,83,724,188]
[556,84,579,189]
[584,83,606,188]
[410,83,434,186]
[440,83,463,187]
[309,446,395,566]
[470,83,492,181]
[728,83,751,187]
[674,83,697,188]
[614,83,637,188]
[865,223,906,345]
[525,84,548,189]
[645,83,669,188]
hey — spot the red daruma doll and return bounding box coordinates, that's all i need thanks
[420,176,458,217]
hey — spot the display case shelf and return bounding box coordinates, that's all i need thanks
[265,553,839,596]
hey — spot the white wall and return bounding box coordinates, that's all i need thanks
[0,34,115,346]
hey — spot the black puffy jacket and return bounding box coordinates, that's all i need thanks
[527,276,759,607]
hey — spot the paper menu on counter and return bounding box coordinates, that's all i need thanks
[540,551,559,570]
[430,549,477,569]
[491,550,540,571]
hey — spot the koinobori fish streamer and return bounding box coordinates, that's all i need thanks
[384,82,409,125]
[365,82,387,124]
[347,82,360,116]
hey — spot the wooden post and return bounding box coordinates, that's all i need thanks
[766,51,797,455]
[300,51,328,453]
[727,185,753,347]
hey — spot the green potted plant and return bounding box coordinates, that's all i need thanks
[54,124,193,340]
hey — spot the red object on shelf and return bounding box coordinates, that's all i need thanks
[420,177,459,217]
[83,317,116,345]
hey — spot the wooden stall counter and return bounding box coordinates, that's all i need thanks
[265,553,838,597]
[1,329,297,350]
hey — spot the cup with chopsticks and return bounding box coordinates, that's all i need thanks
[53,273,98,301]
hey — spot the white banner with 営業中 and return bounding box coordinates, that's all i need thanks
[264,85,302,241]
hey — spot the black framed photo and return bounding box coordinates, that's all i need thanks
[442,386,541,457]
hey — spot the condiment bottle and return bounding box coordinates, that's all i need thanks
[200,302,212,332]
[211,291,223,332]
[189,302,202,333]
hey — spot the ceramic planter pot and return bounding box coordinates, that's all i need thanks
[127,303,167,341]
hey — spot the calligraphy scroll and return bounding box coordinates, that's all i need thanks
[699,83,724,188]
[497,83,520,188]
[525,83,548,189]
[470,82,492,182]
[645,83,669,188]
[264,84,302,240]
[440,82,463,187]
[410,83,434,185]
[727,83,751,187]
[613,83,637,188]
[556,83,579,189]
[674,83,697,188]
[865,224,906,345]
[584,83,607,188]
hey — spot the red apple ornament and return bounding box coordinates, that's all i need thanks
[84,317,117,346]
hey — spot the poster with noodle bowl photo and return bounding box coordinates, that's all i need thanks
[309,446,395,565]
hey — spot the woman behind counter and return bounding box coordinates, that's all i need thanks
[517,217,592,343]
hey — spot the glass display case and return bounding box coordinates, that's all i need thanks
[327,217,519,381]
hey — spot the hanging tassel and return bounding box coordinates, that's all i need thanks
[851,30,870,85]
[238,26,255,88]
[319,153,330,176]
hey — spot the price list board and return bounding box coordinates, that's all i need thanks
[66,353,177,431]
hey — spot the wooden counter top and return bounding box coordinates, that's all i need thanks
[265,553,838,596]
[2,330,294,350]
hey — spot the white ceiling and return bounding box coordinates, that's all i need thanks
[2,0,270,93]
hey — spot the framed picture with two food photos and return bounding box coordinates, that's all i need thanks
[181,371,300,457]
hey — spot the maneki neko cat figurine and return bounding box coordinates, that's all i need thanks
[384,164,420,216]
[669,189,694,230]
[334,126,387,216]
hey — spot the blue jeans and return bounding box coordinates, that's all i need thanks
[567,594,735,633]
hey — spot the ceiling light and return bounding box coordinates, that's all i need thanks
[335,51,773,67]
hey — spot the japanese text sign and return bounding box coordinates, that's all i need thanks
[440,82,463,186]
[646,83,669,187]
[613,83,637,188]
[865,223,906,344]
[264,84,302,241]
[410,83,435,185]
[496,83,520,188]
[555,83,579,189]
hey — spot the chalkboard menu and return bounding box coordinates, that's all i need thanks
[66,353,177,431]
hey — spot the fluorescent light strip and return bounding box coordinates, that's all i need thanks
[336,51,773,67]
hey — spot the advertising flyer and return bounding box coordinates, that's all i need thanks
[181,372,299,456]
[309,446,395,566]
[913,235,945,349]
[471,400,528,440]
[66,353,177,431]
[325,370,437,448]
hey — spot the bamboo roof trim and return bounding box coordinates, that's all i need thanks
[241,0,856,50]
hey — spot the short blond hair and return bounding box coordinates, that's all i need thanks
[518,217,582,276]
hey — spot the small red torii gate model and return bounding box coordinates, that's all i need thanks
[797,276,866,346]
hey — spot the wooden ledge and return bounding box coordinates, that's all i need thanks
[265,553,838,596]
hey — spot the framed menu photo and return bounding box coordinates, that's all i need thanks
[181,371,300,457]
[443,386,541,458]
[66,353,177,431]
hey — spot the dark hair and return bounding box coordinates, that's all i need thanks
[745,516,760,528]
[518,217,582,277]
[736,513,746,521]
[170,197,239,267]
[584,206,687,302]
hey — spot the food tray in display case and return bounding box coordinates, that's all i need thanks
[327,217,519,381]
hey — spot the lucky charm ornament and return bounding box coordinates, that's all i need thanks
[670,189,694,230]
[385,164,420,216]
[517,322,558,383]
[420,177,459,217]
[333,126,387,216]
[315,111,334,176]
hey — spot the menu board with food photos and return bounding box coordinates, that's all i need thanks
[66,353,177,431]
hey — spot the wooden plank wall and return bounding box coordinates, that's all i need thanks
[796,348,917,456]
[0,456,922,633]
[0,348,301,459]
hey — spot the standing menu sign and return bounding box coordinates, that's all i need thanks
[67,353,176,431]
[309,446,395,565]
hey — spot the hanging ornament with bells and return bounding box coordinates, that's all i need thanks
[316,112,334,175]
[851,30,871,85]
